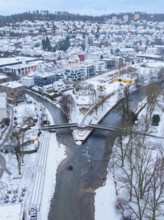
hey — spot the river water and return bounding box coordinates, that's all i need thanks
[28,87,146,220]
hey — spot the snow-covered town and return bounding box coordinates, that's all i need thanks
[0,9,164,220]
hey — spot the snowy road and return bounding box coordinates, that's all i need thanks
[29,131,50,218]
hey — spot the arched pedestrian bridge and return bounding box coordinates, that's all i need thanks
[41,123,164,140]
[41,123,119,132]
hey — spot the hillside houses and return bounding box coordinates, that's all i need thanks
[0,14,163,99]
[0,18,163,61]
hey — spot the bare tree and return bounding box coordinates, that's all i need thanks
[113,131,137,200]
[113,137,164,220]
[75,82,94,95]
[87,83,94,93]
[138,83,160,141]
[147,156,164,220]
[121,85,133,133]
[157,67,164,87]
[10,128,25,175]
[118,59,124,78]
[123,85,130,114]
[59,94,75,119]
[89,89,98,115]
[113,132,128,168]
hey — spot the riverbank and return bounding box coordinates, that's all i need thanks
[39,106,67,220]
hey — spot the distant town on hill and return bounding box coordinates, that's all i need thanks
[0,11,164,26]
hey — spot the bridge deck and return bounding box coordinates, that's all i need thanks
[41,123,164,141]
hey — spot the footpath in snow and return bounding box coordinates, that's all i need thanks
[37,104,67,220]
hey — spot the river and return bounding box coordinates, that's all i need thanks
[28,87,146,220]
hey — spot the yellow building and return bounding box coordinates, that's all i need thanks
[112,78,133,83]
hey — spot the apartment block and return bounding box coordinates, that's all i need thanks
[0,81,26,104]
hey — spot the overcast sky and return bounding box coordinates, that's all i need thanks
[0,0,163,15]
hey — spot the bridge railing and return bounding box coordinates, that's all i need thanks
[41,123,164,140]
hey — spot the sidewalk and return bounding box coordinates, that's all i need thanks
[0,105,14,178]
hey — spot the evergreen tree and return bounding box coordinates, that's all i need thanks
[45,36,51,51]
[42,39,46,50]
[58,36,70,51]
[42,36,52,51]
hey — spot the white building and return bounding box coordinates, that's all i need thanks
[53,79,66,93]
[81,62,96,77]
[21,76,34,87]
[119,48,136,57]
[86,52,103,61]
[95,60,106,73]
[65,66,85,82]
[3,61,40,77]
[0,93,8,121]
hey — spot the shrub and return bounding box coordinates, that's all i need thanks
[152,114,160,126]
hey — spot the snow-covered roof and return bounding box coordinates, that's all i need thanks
[0,74,8,79]
[35,71,58,78]
[1,81,24,88]
[4,60,42,69]
[0,204,23,220]
[0,56,37,67]
[137,53,162,59]
[119,48,135,52]
[21,75,34,79]
[146,61,164,68]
